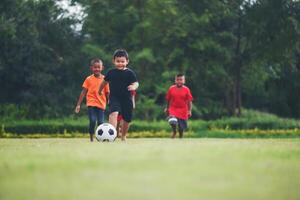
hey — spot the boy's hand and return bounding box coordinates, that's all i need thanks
[188,110,192,118]
[164,108,169,115]
[75,105,80,113]
[127,84,136,91]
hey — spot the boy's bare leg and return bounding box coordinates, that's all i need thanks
[171,124,177,138]
[89,133,94,142]
[116,121,120,138]
[109,112,118,129]
[179,129,184,138]
[116,122,120,137]
[116,120,123,138]
[121,121,130,141]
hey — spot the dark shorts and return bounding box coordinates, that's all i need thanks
[109,96,133,123]
[168,116,188,131]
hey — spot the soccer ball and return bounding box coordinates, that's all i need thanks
[168,117,178,125]
[95,123,117,142]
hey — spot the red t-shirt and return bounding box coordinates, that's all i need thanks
[166,85,193,120]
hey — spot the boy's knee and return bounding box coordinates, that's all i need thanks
[109,112,119,118]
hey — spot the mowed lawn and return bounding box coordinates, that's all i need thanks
[0,138,300,200]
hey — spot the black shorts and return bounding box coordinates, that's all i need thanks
[177,119,188,130]
[109,96,133,123]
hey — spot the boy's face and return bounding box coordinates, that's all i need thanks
[91,62,103,76]
[175,76,185,87]
[113,56,129,69]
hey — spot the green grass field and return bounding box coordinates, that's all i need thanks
[1,138,300,200]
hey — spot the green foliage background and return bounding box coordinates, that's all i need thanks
[1,0,300,120]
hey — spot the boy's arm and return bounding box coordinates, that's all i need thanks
[105,92,110,103]
[128,82,139,91]
[188,101,192,117]
[105,85,110,103]
[132,95,135,109]
[103,83,110,102]
[164,100,170,115]
[98,80,108,95]
[165,88,171,115]
[75,88,87,113]
[187,88,193,117]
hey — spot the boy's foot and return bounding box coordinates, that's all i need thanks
[121,136,127,141]
[179,131,183,138]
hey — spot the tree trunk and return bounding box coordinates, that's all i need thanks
[233,7,243,117]
[232,82,237,116]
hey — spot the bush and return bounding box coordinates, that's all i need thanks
[0,118,206,135]
[1,109,300,136]
[207,109,300,130]
[0,117,89,134]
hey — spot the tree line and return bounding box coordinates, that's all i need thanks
[0,0,300,120]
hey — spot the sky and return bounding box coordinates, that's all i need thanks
[56,0,86,31]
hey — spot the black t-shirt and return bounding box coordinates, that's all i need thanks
[104,68,138,100]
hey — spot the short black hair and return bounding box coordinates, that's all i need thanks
[90,58,102,66]
[113,49,129,60]
[176,73,185,77]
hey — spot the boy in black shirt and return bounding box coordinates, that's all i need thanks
[98,49,139,141]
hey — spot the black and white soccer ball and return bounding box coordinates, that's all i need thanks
[168,116,178,126]
[95,123,117,142]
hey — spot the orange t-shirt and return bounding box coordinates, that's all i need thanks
[82,75,110,110]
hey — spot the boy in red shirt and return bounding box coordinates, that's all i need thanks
[165,74,193,138]
[75,58,110,142]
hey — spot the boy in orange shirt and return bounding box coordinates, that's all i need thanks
[75,58,110,142]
